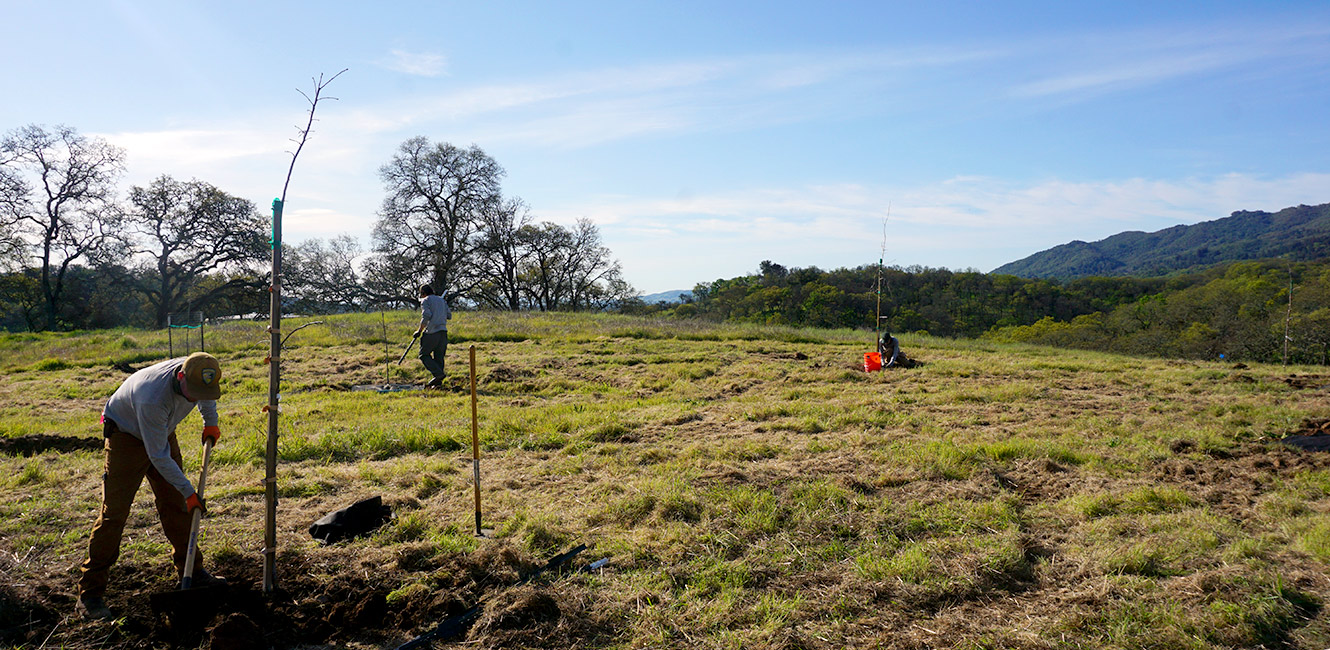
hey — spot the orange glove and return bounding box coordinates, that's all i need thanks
[202,426,221,445]
[186,493,207,515]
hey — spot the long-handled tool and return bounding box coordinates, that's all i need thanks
[397,334,418,365]
[149,437,226,624]
[469,345,492,537]
[179,436,214,589]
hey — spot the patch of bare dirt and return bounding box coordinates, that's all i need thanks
[3,543,604,650]
[471,585,560,634]
[111,361,141,374]
[208,613,267,650]
[0,434,102,456]
[485,366,537,383]
[0,582,58,648]
[1151,443,1330,516]
[1292,418,1330,436]
[1000,458,1079,504]
[1283,374,1330,389]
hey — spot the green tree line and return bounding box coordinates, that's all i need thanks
[680,260,1175,336]
[660,258,1324,364]
[985,260,1330,364]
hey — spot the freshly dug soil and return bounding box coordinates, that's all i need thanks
[0,543,597,650]
[0,434,102,456]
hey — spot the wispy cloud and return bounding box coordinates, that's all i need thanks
[102,128,288,167]
[341,46,999,146]
[549,172,1330,286]
[381,49,448,77]
[82,14,1330,294]
[1010,23,1330,101]
[335,19,1330,151]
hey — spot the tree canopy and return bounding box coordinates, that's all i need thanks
[0,124,125,330]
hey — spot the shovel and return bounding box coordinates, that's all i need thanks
[149,436,226,624]
[397,334,418,365]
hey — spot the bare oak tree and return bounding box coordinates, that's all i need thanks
[564,218,629,310]
[125,175,270,327]
[285,234,370,312]
[521,221,575,311]
[373,138,503,296]
[519,218,634,311]
[0,124,124,330]
[473,198,533,310]
[0,169,27,272]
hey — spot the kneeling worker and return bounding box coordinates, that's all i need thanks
[78,352,227,620]
[878,331,915,368]
[412,284,452,388]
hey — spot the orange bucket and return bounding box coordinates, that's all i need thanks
[864,352,882,372]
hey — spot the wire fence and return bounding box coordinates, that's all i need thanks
[168,310,205,357]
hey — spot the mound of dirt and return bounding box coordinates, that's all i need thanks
[209,613,267,650]
[1283,374,1330,389]
[0,434,102,456]
[111,361,141,374]
[1293,418,1330,436]
[12,540,587,650]
[470,585,561,636]
[0,584,57,647]
[485,366,536,383]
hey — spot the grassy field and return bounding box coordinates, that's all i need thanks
[2,311,1330,649]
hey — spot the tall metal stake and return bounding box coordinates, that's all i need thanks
[469,345,483,536]
[264,69,345,594]
[1284,260,1294,366]
[875,205,890,345]
[875,220,885,336]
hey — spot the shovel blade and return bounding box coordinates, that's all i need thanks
[149,584,228,629]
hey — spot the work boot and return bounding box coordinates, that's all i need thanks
[78,596,115,621]
[183,567,228,589]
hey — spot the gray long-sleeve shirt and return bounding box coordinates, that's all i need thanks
[102,357,218,497]
[420,294,451,334]
[878,334,901,368]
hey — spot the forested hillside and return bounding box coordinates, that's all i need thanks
[683,260,1178,337]
[673,258,1326,364]
[993,203,1330,279]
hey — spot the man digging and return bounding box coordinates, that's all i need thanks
[77,352,227,620]
[412,284,452,389]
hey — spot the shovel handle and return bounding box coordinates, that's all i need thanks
[397,336,418,365]
[180,508,203,590]
[180,437,216,590]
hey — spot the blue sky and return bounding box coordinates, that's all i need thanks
[5,1,1329,293]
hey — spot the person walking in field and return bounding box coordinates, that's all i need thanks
[77,352,227,620]
[413,284,452,388]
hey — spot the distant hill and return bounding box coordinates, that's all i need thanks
[639,290,692,304]
[993,202,1330,279]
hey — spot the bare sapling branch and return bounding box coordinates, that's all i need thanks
[265,68,345,594]
[281,68,347,205]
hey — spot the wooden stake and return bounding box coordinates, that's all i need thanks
[263,198,282,594]
[469,345,482,536]
[264,69,345,594]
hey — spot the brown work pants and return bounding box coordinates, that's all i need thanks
[77,424,200,599]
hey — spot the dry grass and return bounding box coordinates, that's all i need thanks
[2,311,1330,649]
